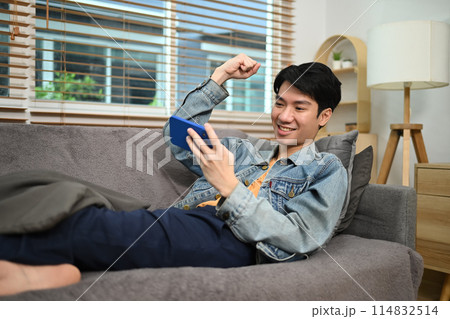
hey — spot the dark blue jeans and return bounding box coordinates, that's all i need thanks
[0,205,256,270]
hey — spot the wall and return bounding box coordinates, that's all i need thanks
[293,0,450,185]
[292,0,327,64]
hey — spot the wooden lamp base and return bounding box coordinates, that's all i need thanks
[377,85,429,186]
[377,123,428,185]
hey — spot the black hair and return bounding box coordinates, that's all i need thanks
[273,62,341,116]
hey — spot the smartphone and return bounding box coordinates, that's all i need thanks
[169,115,211,151]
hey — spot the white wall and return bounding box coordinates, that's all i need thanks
[292,0,327,64]
[293,0,450,185]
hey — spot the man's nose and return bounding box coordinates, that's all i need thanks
[278,107,294,122]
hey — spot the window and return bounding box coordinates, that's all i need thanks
[34,0,164,106]
[0,0,293,132]
[0,2,10,98]
[0,33,8,98]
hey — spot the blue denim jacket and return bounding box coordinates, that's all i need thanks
[163,79,348,263]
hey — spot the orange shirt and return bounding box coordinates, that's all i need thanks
[197,157,277,207]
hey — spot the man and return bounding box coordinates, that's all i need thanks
[0,54,347,295]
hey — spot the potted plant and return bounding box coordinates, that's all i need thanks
[332,50,342,69]
[342,58,353,68]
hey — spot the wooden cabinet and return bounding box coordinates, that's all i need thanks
[415,163,450,300]
[315,35,370,133]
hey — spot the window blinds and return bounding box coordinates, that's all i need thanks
[0,0,293,134]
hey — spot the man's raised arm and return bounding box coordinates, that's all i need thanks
[210,53,260,86]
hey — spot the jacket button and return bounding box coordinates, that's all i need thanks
[262,165,268,170]
[222,212,230,220]
[215,194,221,200]
[183,205,190,210]
[244,180,250,186]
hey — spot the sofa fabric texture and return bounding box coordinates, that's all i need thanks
[339,145,373,233]
[0,123,423,300]
[315,130,357,233]
[0,235,421,301]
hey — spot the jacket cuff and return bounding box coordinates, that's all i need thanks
[199,78,229,105]
[216,182,254,225]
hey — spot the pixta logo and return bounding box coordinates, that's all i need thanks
[126,129,171,176]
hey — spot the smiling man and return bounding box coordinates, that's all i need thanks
[178,54,347,263]
[271,62,339,156]
[0,54,347,295]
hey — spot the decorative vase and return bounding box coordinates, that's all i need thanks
[342,60,353,68]
[332,60,342,70]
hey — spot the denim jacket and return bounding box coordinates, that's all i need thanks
[163,79,348,263]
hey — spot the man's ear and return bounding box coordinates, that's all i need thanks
[318,108,332,127]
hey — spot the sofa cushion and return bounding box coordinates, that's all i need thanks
[336,145,373,233]
[0,234,423,300]
[315,130,358,233]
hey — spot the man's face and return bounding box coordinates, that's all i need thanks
[271,81,331,156]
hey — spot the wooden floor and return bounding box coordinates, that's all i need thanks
[417,268,447,301]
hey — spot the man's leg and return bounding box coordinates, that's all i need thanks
[0,205,256,271]
[71,205,256,270]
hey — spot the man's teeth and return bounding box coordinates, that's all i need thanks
[279,126,295,132]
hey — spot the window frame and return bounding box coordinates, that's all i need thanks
[0,0,293,138]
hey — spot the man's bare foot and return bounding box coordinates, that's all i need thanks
[0,260,81,296]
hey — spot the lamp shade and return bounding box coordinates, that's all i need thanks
[367,20,449,90]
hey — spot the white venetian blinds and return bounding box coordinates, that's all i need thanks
[0,0,293,132]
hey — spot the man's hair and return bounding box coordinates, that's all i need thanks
[273,62,342,116]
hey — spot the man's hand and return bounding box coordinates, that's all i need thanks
[211,53,261,86]
[186,123,239,198]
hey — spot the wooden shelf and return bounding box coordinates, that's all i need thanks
[332,67,357,75]
[315,35,370,133]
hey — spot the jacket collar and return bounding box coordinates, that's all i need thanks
[260,141,319,166]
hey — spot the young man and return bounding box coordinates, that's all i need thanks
[0,54,347,296]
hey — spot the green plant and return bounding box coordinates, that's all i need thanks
[332,51,342,61]
[35,72,103,102]
[148,98,162,107]
[148,90,164,107]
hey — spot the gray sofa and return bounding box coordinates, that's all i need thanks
[0,123,423,300]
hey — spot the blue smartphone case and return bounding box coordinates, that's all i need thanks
[169,115,209,151]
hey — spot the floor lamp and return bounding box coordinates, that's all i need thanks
[367,20,449,186]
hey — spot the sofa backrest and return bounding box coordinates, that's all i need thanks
[1,123,416,248]
[1,123,198,209]
[0,123,254,209]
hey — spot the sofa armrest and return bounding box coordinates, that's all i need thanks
[342,183,417,250]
